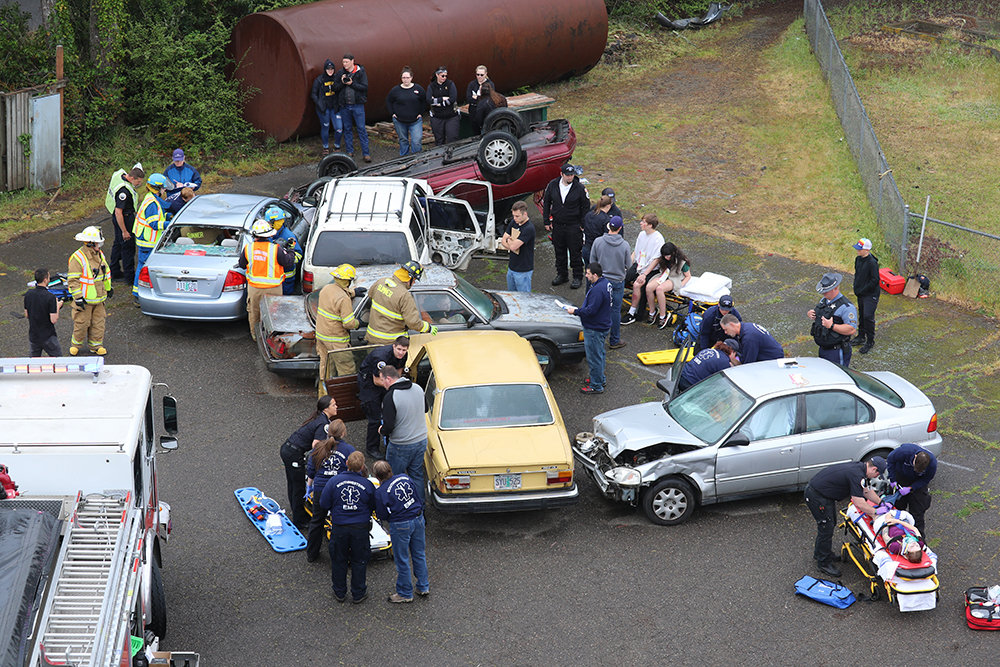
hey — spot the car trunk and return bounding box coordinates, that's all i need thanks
[432,425,570,494]
[260,295,317,362]
[146,252,237,301]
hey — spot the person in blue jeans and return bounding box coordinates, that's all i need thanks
[589,216,630,350]
[567,263,612,394]
[386,67,426,156]
[320,451,375,603]
[500,201,535,292]
[333,54,371,162]
[373,460,429,603]
[311,59,343,154]
[378,365,427,503]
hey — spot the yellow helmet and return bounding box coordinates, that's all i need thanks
[331,264,356,282]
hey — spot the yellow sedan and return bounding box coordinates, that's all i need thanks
[409,331,578,513]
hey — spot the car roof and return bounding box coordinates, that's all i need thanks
[319,177,429,226]
[354,263,457,290]
[174,194,273,227]
[723,357,854,399]
[421,331,543,386]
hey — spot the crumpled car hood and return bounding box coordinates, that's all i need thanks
[493,291,582,327]
[593,403,705,458]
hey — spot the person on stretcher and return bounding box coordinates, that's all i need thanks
[878,515,925,563]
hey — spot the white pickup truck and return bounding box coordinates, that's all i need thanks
[299,177,502,292]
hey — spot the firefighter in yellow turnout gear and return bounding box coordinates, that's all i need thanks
[315,264,367,396]
[364,261,437,344]
[238,219,296,340]
[67,226,113,355]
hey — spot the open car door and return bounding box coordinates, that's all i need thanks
[323,344,383,422]
[655,336,697,402]
[425,180,494,270]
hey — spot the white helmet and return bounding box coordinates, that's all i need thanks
[251,219,276,237]
[75,226,105,243]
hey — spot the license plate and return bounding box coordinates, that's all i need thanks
[175,280,198,293]
[494,473,521,491]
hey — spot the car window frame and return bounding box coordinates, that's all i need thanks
[842,366,905,408]
[802,389,874,433]
[436,382,556,431]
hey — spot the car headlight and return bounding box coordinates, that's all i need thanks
[605,467,641,487]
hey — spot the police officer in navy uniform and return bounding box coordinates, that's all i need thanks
[807,272,858,368]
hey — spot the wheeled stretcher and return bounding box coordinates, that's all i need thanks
[841,506,939,611]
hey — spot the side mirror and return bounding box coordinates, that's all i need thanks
[159,436,179,451]
[655,378,677,401]
[722,431,750,448]
[162,395,179,435]
[302,195,318,208]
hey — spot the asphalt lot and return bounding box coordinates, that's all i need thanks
[1,157,998,665]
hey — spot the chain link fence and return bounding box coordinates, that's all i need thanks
[805,0,1000,314]
[803,0,910,274]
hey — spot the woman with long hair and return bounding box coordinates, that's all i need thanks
[280,395,337,531]
[644,242,691,329]
[305,419,355,562]
[474,81,507,132]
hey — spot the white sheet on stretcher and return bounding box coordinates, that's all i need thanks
[677,272,732,303]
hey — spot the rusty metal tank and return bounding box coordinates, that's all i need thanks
[226,0,608,142]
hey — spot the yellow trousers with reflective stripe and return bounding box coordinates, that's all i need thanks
[71,302,106,350]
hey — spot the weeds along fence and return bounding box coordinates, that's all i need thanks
[804,0,1000,315]
[802,0,909,274]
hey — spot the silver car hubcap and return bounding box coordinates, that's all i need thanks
[653,487,688,521]
[483,139,515,170]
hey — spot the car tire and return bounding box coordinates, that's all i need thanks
[477,130,524,177]
[148,557,167,639]
[862,448,893,495]
[305,177,332,198]
[529,339,557,378]
[317,153,358,179]
[482,108,528,138]
[642,478,696,526]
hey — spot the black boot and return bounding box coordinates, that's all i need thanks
[551,275,568,286]
[859,339,874,354]
[850,337,865,347]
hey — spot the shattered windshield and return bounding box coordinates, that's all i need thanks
[667,372,753,444]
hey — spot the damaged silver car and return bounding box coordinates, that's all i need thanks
[574,357,943,525]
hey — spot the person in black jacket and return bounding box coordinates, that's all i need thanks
[543,165,590,289]
[427,67,459,145]
[280,396,339,531]
[473,82,506,132]
[466,65,492,135]
[333,54,371,162]
[851,238,880,355]
[311,59,342,155]
[385,67,426,156]
[582,195,612,264]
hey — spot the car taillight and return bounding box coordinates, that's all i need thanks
[927,413,937,433]
[546,469,573,485]
[138,267,151,288]
[303,271,314,293]
[443,475,470,490]
[223,270,247,292]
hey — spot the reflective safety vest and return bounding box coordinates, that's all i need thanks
[316,282,359,344]
[365,276,430,344]
[134,192,168,248]
[105,169,138,215]
[68,246,111,303]
[244,241,284,289]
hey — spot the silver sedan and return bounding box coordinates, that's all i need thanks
[137,195,312,321]
[574,357,943,525]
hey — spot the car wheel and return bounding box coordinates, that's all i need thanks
[529,339,557,378]
[148,557,167,639]
[482,108,528,138]
[477,130,523,176]
[317,153,358,179]
[642,478,696,526]
[862,448,893,495]
[305,177,331,198]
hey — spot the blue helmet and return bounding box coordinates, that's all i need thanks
[148,173,168,189]
[265,206,289,222]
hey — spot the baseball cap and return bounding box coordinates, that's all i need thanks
[868,456,887,475]
[561,164,576,175]
[172,149,185,161]
[723,338,741,354]
[852,238,873,251]
[601,187,616,199]
[719,295,734,310]
[608,216,623,231]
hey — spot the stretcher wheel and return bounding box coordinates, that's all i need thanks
[869,582,880,601]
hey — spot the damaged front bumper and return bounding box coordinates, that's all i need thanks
[572,432,642,505]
